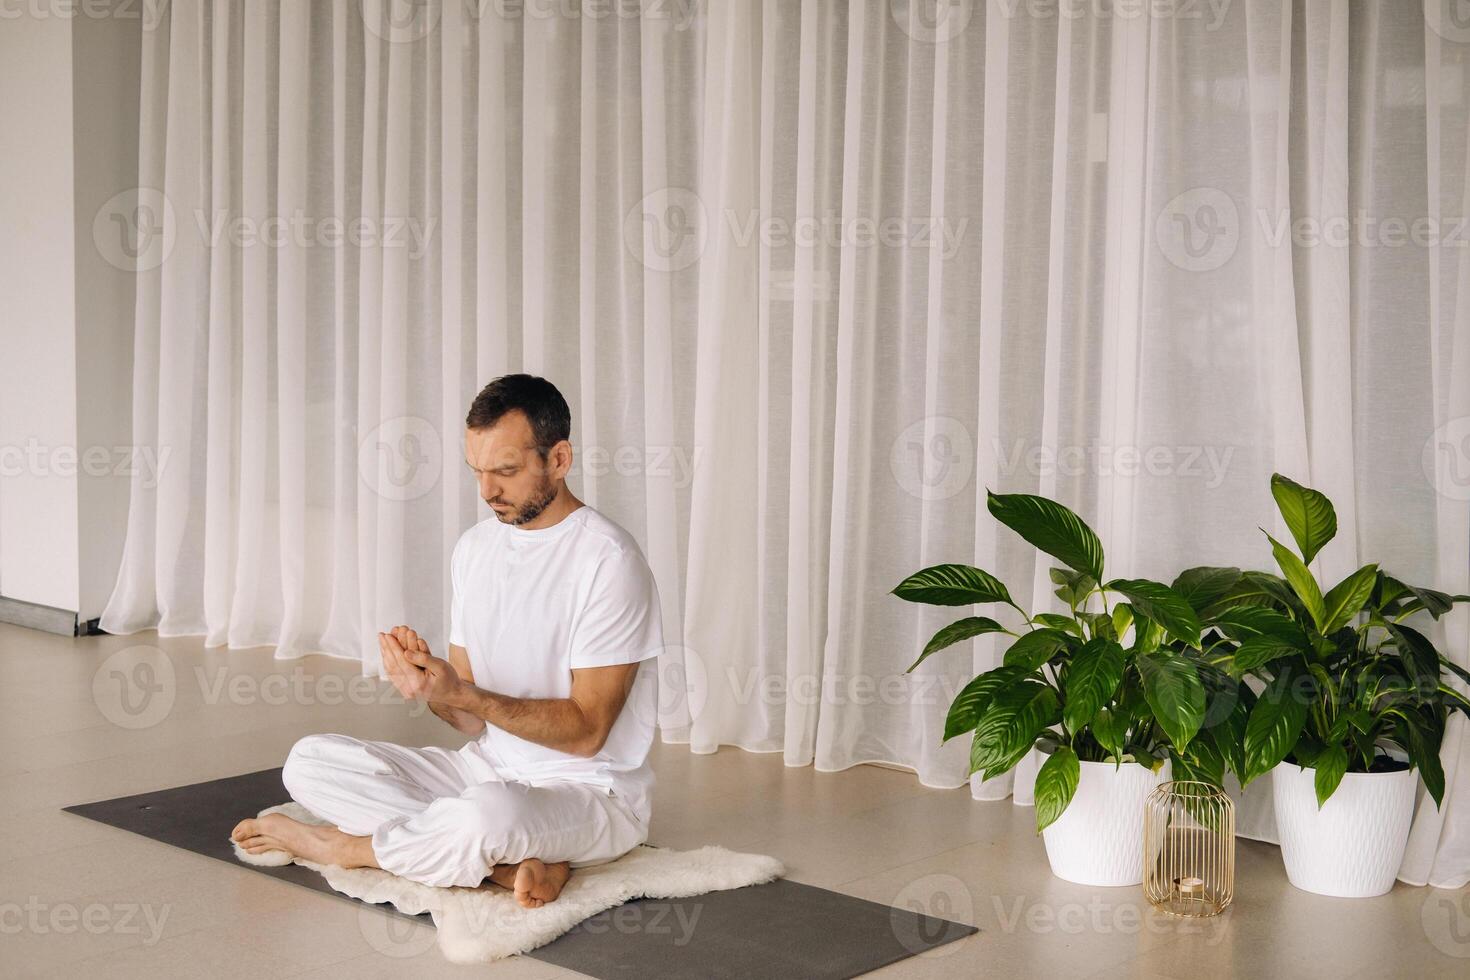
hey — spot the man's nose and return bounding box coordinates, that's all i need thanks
[478,473,498,500]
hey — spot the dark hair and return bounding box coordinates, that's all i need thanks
[465,374,571,456]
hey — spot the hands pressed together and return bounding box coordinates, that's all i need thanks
[378,625,461,703]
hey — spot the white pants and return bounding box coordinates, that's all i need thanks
[281,733,648,888]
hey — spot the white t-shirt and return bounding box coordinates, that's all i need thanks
[448,504,663,817]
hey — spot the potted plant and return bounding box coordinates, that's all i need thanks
[1202,473,1470,897]
[893,491,1234,886]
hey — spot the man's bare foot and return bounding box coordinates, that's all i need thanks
[503,859,571,908]
[230,813,355,866]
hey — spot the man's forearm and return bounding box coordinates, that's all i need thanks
[444,683,600,756]
[428,698,486,737]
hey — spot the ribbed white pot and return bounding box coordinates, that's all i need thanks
[1272,762,1417,898]
[1040,756,1172,886]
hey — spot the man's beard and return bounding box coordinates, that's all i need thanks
[496,478,559,526]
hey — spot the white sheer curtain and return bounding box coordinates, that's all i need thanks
[103,0,1470,887]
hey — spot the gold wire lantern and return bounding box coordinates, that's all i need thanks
[1143,780,1235,917]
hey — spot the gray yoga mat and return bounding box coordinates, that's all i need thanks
[63,768,976,978]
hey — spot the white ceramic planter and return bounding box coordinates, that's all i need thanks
[1041,755,1172,886]
[1272,762,1417,898]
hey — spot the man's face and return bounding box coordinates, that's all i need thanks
[464,411,566,526]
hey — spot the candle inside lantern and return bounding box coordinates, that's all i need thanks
[1174,876,1205,896]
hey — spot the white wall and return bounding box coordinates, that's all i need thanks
[0,6,140,624]
[0,13,81,613]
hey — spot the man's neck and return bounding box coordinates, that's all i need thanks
[515,485,585,531]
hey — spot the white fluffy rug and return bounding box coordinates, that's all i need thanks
[230,802,785,963]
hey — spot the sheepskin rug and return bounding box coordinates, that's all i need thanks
[231,801,785,963]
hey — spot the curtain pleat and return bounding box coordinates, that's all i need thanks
[103,0,1470,887]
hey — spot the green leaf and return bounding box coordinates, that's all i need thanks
[1111,604,1134,641]
[1231,635,1303,677]
[1210,606,1304,642]
[987,492,1104,582]
[1106,579,1202,646]
[1091,706,1129,759]
[892,564,1014,607]
[1062,638,1126,733]
[1270,473,1338,565]
[942,666,1028,742]
[1243,667,1313,784]
[1313,744,1349,807]
[1400,713,1446,807]
[1320,564,1378,633]
[969,682,1059,775]
[1032,613,1084,638]
[1207,686,1251,780]
[908,617,1009,672]
[1267,533,1327,631]
[1034,746,1081,833]
[1002,628,1072,672]
[1049,567,1097,608]
[1387,624,1443,702]
[1172,738,1226,788]
[1171,566,1244,614]
[1382,575,1455,619]
[1136,650,1207,749]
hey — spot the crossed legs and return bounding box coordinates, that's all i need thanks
[230,812,570,907]
[231,733,642,907]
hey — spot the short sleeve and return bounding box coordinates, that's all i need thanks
[569,547,664,669]
[448,532,468,648]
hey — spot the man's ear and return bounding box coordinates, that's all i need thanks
[550,440,573,480]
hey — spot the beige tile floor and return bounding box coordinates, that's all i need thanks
[2,622,1467,978]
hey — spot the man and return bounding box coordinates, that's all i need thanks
[231,374,663,908]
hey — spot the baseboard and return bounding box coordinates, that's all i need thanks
[0,595,79,636]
